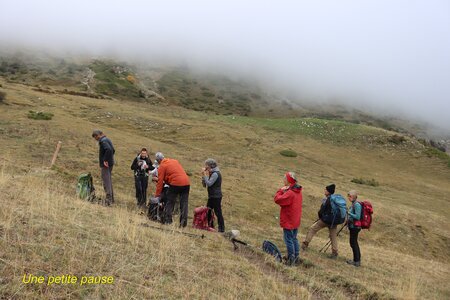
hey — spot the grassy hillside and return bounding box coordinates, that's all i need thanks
[4,51,449,147]
[0,77,449,299]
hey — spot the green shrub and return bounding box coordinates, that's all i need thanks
[28,111,54,120]
[351,178,379,187]
[279,149,298,157]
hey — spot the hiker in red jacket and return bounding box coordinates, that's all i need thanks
[274,172,303,266]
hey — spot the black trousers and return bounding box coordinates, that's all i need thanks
[207,197,225,232]
[135,175,148,206]
[164,185,190,227]
[349,228,361,262]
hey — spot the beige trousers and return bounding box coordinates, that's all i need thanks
[304,219,338,253]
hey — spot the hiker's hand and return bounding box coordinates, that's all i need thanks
[103,161,109,168]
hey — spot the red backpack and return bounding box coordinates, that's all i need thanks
[193,206,215,231]
[353,201,373,229]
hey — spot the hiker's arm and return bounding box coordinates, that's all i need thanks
[274,190,293,206]
[102,141,113,164]
[130,158,137,170]
[348,202,362,220]
[147,158,155,171]
[155,165,166,197]
[318,198,328,218]
[203,172,218,187]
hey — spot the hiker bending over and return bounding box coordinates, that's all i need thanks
[92,130,115,206]
[154,152,190,227]
[274,172,303,266]
[130,148,154,207]
[148,160,169,221]
[202,158,225,232]
[346,190,362,267]
[302,184,339,258]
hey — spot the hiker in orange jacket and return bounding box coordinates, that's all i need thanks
[274,172,303,266]
[154,152,190,227]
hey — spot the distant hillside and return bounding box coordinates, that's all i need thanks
[0,51,449,152]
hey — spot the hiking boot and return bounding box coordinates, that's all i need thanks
[301,241,309,250]
[294,257,304,266]
[328,251,338,259]
[283,256,295,267]
[347,260,361,267]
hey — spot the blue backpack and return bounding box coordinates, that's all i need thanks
[329,194,347,225]
[321,194,347,226]
[262,240,283,263]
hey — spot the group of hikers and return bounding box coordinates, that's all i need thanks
[91,129,224,231]
[91,129,365,268]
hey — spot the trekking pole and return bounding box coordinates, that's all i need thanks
[319,223,347,253]
[140,223,205,239]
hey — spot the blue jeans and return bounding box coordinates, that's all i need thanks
[283,228,299,261]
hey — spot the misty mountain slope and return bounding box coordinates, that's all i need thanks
[3,52,449,148]
[1,78,449,299]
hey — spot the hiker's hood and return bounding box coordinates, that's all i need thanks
[290,184,302,193]
[211,167,220,172]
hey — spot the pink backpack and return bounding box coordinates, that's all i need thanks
[193,206,215,231]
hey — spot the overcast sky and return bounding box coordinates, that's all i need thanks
[1,0,449,129]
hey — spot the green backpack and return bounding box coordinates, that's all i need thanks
[76,173,96,201]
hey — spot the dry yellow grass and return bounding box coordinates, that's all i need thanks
[0,78,449,299]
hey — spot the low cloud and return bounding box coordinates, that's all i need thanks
[1,0,449,129]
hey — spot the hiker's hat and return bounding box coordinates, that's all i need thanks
[326,184,336,194]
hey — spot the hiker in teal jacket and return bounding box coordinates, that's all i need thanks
[346,190,362,267]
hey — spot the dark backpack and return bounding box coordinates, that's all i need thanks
[193,206,215,231]
[354,201,373,229]
[262,240,283,263]
[76,173,96,202]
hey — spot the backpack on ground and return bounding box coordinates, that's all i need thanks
[193,206,215,231]
[354,200,373,229]
[262,240,283,263]
[148,187,168,222]
[148,197,164,222]
[76,173,96,202]
[329,194,347,225]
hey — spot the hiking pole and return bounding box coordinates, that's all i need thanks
[140,223,205,239]
[319,223,347,253]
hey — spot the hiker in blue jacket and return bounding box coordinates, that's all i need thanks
[346,190,362,267]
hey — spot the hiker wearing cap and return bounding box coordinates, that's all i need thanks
[154,152,190,227]
[202,158,225,232]
[346,190,362,267]
[274,172,303,266]
[92,130,115,206]
[130,148,154,207]
[301,184,339,258]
